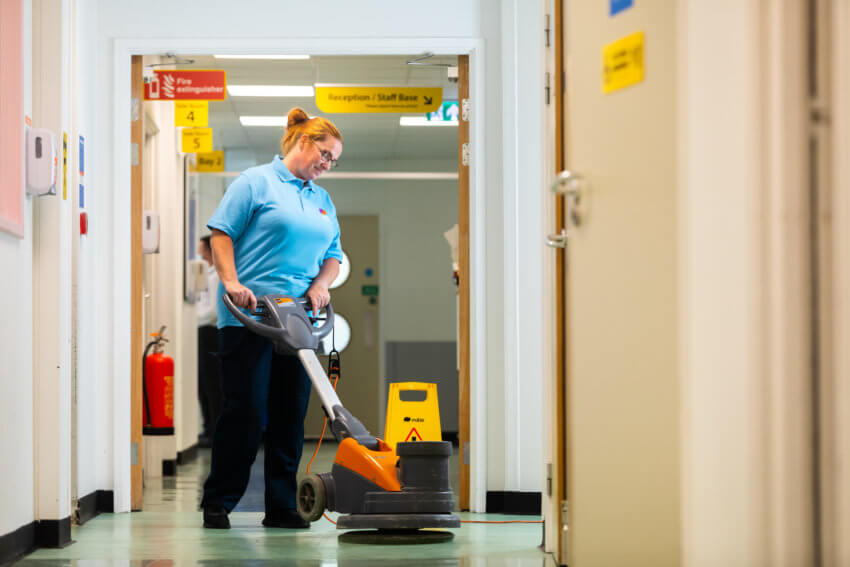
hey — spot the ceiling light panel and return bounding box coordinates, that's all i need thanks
[228,85,315,97]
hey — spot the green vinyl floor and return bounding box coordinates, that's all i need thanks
[16,442,555,566]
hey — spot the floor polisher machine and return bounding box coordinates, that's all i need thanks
[223,294,461,543]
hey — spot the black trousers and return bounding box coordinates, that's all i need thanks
[197,324,222,438]
[201,326,312,514]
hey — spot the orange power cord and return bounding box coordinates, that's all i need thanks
[304,374,543,526]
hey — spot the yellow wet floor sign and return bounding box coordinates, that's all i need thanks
[384,382,442,449]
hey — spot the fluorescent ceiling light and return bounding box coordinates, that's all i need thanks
[213,54,310,60]
[399,117,459,126]
[239,116,286,127]
[228,85,315,97]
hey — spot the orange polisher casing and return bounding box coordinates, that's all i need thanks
[334,437,401,492]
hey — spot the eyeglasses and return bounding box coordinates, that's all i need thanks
[309,139,339,169]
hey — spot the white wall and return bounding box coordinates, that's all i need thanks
[494,0,545,493]
[0,0,34,538]
[74,0,101,502]
[88,0,547,511]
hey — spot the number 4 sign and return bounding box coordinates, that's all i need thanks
[175,101,208,127]
[181,128,213,153]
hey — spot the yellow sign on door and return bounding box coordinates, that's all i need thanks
[315,86,442,114]
[181,128,213,153]
[602,31,645,94]
[191,151,224,172]
[175,101,208,127]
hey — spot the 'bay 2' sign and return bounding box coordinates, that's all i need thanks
[144,70,227,101]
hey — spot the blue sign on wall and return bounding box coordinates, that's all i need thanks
[610,0,633,16]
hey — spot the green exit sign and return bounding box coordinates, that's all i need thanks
[426,101,459,123]
[361,285,379,297]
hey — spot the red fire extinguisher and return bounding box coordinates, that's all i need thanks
[143,326,174,435]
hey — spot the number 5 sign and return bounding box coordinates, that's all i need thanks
[181,128,213,153]
[175,101,208,127]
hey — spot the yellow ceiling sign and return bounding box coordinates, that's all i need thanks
[603,31,645,94]
[315,86,442,113]
[175,101,208,127]
[192,151,224,172]
[181,128,213,153]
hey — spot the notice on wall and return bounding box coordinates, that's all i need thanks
[609,0,634,16]
[62,132,68,200]
[191,151,224,172]
[79,135,85,208]
[175,101,208,127]
[315,85,442,114]
[603,31,644,94]
[181,128,213,153]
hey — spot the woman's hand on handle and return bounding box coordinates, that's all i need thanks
[305,282,330,317]
[224,281,257,312]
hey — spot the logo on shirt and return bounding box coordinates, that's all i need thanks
[318,208,331,221]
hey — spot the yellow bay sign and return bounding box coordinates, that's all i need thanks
[181,128,213,153]
[192,151,224,172]
[315,86,442,114]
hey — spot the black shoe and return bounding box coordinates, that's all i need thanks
[262,509,310,529]
[203,506,230,529]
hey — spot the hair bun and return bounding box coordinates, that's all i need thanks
[287,108,311,128]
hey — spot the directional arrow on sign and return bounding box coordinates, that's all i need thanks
[424,96,433,105]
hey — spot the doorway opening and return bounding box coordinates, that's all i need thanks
[124,49,480,513]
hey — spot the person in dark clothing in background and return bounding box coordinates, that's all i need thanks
[196,234,222,448]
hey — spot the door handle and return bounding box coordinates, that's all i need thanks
[546,228,568,249]
[551,170,588,227]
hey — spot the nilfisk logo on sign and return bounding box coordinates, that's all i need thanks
[403,417,424,423]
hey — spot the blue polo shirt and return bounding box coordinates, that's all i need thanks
[207,156,343,328]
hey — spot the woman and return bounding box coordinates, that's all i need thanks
[201,108,343,530]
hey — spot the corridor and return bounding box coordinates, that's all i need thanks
[15,443,551,566]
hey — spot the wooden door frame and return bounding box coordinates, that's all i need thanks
[113,38,489,513]
[544,0,567,562]
[828,0,850,561]
[457,54,471,510]
[130,55,144,510]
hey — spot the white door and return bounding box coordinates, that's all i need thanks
[561,2,680,565]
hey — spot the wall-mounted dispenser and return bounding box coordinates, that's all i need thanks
[142,211,160,254]
[26,128,57,196]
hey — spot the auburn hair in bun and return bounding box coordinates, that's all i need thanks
[286,108,310,128]
[280,107,342,156]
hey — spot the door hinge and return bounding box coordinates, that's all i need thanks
[545,72,551,105]
[461,98,471,122]
[545,14,551,48]
[131,97,140,122]
[462,143,471,167]
[131,142,140,167]
[546,463,553,496]
[131,442,139,466]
